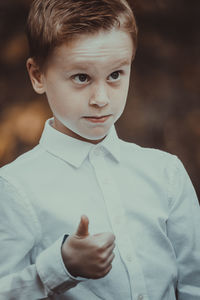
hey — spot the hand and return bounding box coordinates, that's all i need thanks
[61,215,116,279]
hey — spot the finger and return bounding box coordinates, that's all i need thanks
[101,264,112,278]
[108,252,115,264]
[75,215,89,237]
[106,243,116,256]
[104,232,116,245]
[103,252,115,269]
[93,232,115,248]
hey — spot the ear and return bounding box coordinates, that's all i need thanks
[26,58,45,94]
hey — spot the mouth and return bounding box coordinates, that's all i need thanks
[83,115,111,123]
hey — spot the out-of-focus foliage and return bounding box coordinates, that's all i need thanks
[0,0,200,200]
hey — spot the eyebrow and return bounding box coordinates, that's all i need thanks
[113,59,131,69]
[67,58,131,70]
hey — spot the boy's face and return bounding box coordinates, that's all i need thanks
[28,29,134,143]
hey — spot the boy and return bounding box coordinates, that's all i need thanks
[0,0,199,299]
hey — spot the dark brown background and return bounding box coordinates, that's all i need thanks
[0,0,200,201]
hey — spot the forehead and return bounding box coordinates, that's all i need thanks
[50,29,134,69]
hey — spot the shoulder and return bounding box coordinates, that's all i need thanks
[0,147,43,240]
[119,138,178,167]
[0,144,46,181]
[117,138,186,190]
[118,139,190,203]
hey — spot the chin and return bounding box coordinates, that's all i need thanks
[82,128,110,141]
[81,133,106,142]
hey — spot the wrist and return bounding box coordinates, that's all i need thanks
[61,236,78,278]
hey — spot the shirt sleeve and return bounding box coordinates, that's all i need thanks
[0,175,84,299]
[167,157,200,300]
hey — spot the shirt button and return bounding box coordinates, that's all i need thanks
[102,178,110,185]
[138,295,144,300]
[93,148,101,156]
[126,254,132,262]
[93,146,104,156]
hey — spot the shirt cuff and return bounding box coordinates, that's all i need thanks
[36,235,87,295]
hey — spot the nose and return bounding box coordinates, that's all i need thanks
[89,82,110,107]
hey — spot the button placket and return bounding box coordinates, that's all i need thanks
[126,253,132,263]
[89,151,149,300]
[114,215,121,225]
[93,145,104,157]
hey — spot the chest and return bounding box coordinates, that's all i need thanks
[27,159,169,245]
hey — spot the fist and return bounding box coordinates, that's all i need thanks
[61,215,116,279]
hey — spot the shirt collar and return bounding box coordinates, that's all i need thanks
[39,118,121,168]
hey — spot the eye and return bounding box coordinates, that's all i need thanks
[108,71,121,82]
[72,74,90,84]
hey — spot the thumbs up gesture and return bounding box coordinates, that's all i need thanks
[61,215,116,279]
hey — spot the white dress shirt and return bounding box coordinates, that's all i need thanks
[0,118,200,300]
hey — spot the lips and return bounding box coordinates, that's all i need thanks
[83,115,111,123]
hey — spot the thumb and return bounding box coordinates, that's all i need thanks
[75,215,89,237]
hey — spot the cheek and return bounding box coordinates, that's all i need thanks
[46,84,81,116]
[112,82,129,106]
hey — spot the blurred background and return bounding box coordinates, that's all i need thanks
[0,0,200,201]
